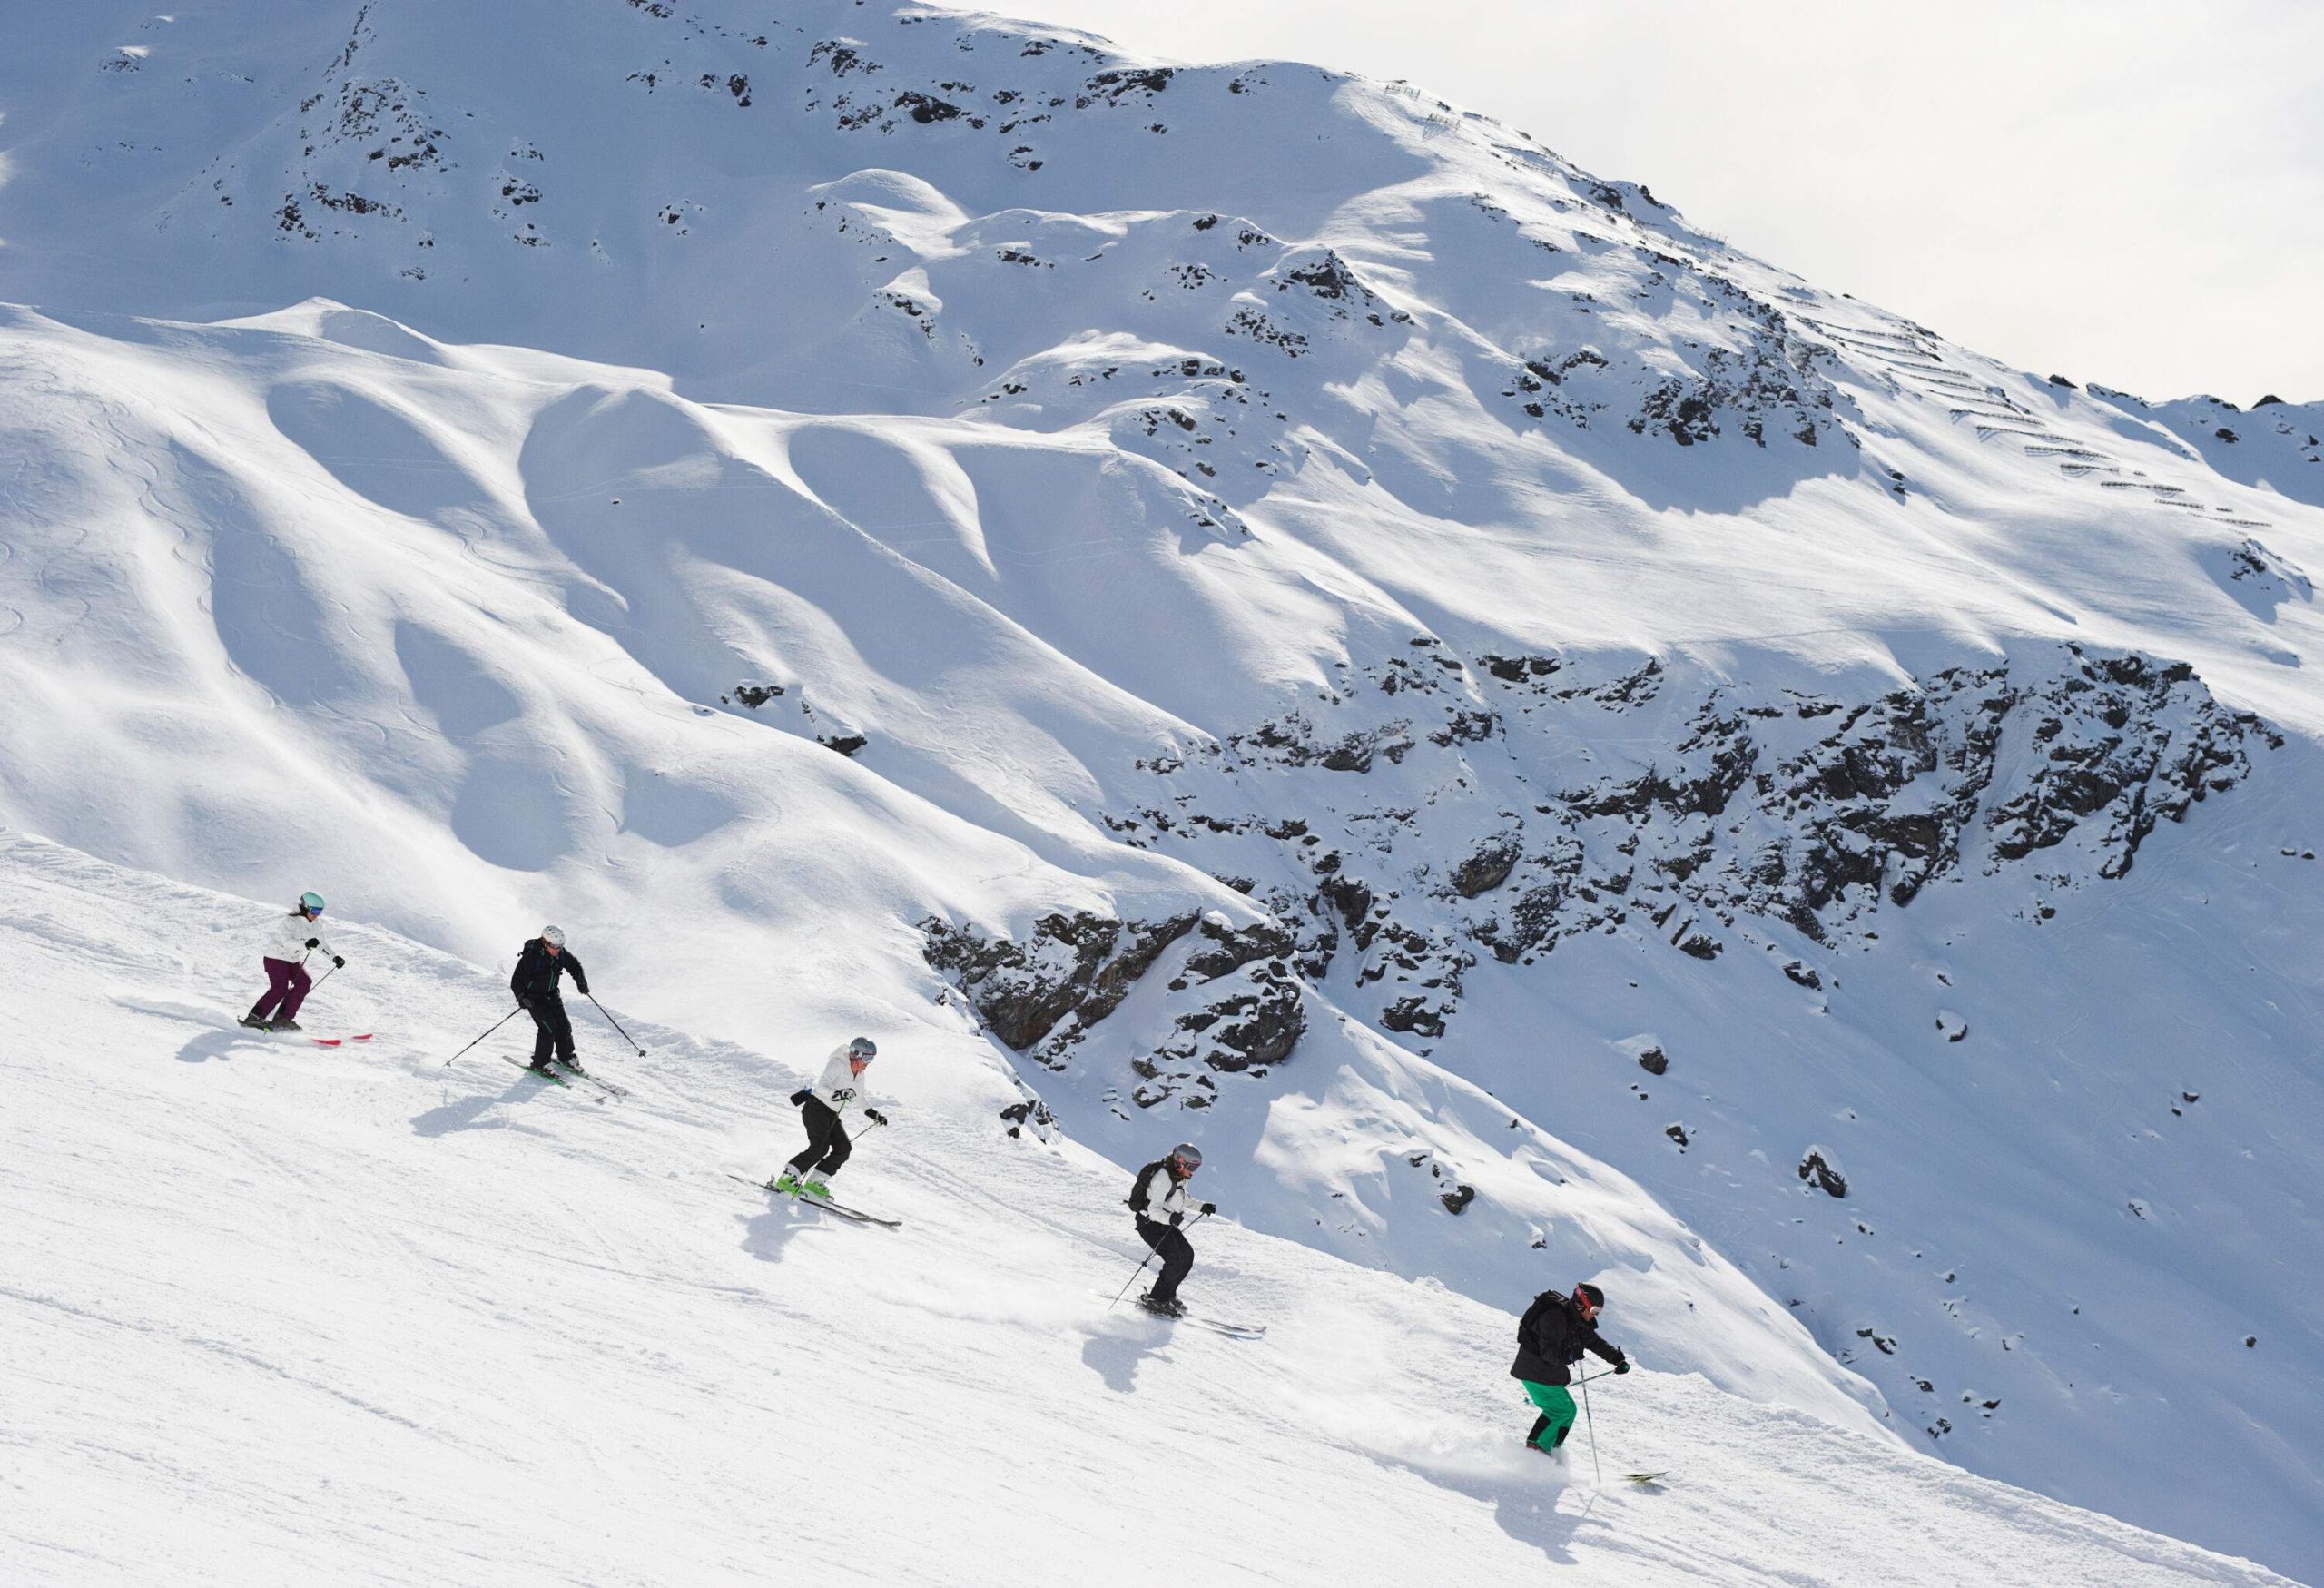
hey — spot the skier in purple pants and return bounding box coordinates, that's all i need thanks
[241,891,343,1032]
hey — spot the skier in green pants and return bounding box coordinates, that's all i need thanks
[1510,1281,1630,1456]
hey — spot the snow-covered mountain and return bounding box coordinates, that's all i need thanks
[3,1,2319,1579]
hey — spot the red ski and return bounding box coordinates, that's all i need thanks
[310,1034,375,1047]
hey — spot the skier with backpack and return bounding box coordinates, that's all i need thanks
[240,891,344,1031]
[511,926,591,1076]
[1128,1143,1215,1317]
[774,1037,888,1199]
[1511,1281,1630,1457]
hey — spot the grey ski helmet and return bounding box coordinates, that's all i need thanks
[300,891,325,915]
[541,924,566,948]
[1169,1142,1203,1172]
[848,1036,878,1060]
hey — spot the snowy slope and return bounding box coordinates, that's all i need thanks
[4,0,2323,1577]
[2083,385,2324,514]
[0,829,2302,1588]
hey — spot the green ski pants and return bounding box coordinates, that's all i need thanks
[1521,1379,1577,1450]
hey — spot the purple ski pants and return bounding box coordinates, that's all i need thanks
[250,956,312,1023]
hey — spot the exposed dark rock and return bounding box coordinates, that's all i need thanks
[1451,836,1521,898]
[921,911,1196,1050]
[1636,1047,1669,1077]
[1799,1148,1848,1198]
[1440,1183,1477,1215]
[1183,916,1295,980]
[1378,995,1446,1038]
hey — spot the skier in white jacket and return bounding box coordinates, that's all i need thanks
[1128,1143,1215,1317]
[241,892,344,1032]
[773,1038,887,1199]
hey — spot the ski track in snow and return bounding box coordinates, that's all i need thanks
[0,832,2298,1586]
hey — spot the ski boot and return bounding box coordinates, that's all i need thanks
[771,1171,803,1197]
[238,1014,272,1031]
[802,1179,832,1200]
[1137,1292,1187,1319]
[273,1018,302,1032]
[528,1056,557,1074]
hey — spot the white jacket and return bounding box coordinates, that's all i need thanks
[1131,1160,1192,1228]
[808,1045,880,1116]
[261,911,336,966]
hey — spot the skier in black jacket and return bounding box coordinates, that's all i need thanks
[1128,1143,1214,1317]
[1511,1282,1630,1455]
[511,925,590,1074]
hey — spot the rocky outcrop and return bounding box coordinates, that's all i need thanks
[921,906,1306,1111]
[1106,642,2273,1050]
[1799,1148,1848,1198]
[921,910,1196,1050]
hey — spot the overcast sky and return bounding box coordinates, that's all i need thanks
[941,0,2324,405]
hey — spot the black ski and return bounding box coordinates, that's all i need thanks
[725,1173,900,1227]
[1623,1472,1672,1488]
[555,1059,627,1098]
[798,1193,901,1228]
[503,1056,612,1101]
[1109,1297,1265,1338]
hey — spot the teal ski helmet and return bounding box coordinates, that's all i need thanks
[300,892,326,915]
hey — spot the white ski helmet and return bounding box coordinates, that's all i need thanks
[1169,1142,1203,1173]
[542,925,566,948]
[848,1036,878,1060]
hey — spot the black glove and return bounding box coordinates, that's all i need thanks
[789,1088,812,1107]
[331,956,345,969]
[305,937,320,949]
[1614,1355,1632,1376]
[865,1108,889,1127]
[1168,1211,1183,1228]
[574,981,590,998]
[1200,1201,1216,1216]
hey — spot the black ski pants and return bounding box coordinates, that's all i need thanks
[1137,1217,1195,1303]
[527,996,576,1065]
[787,1096,852,1178]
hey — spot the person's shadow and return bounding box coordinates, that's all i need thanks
[1078,1318,1166,1394]
[738,1200,810,1267]
[410,1074,539,1136]
[173,1029,250,1064]
[1371,1445,1592,1564]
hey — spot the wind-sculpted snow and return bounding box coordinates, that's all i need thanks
[4,1,2324,1577]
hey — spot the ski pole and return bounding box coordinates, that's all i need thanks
[1109,1210,1209,1308]
[1580,1366,1604,1490]
[587,991,645,1056]
[442,1006,524,1068]
[1571,1368,1620,1387]
[305,963,341,1000]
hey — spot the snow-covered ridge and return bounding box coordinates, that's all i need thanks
[4,0,2323,1576]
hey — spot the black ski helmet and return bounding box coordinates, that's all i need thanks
[1169,1142,1202,1173]
[1576,1282,1607,1310]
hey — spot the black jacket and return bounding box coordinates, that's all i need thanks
[511,939,588,1004]
[1510,1288,1626,1385]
